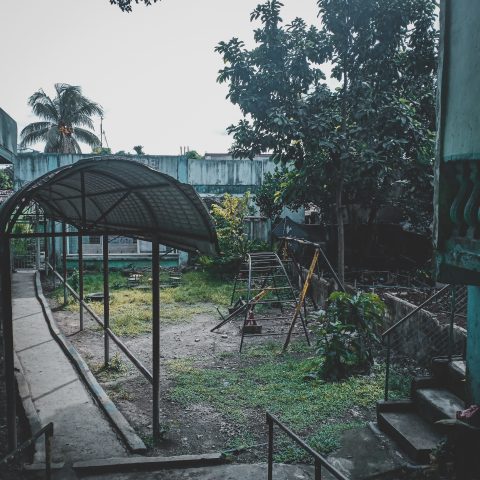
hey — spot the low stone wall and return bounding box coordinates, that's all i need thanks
[383,293,466,364]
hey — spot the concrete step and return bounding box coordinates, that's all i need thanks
[450,360,466,380]
[447,360,467,401]
[415,387,465,423]
[377,410,443,464]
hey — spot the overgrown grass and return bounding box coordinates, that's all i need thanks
[52,270,233,336]
[168,345,388,462]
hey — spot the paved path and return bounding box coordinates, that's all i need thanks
[12,271,127,465]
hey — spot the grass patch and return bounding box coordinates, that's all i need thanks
[168,348,389,461]
[91,352,129,382]
[52,270,234,336]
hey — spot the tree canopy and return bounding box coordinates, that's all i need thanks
[20,84,103,154]
[217,0,437,280]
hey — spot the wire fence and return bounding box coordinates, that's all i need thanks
[383,284,467,400]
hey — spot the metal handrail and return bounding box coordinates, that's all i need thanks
[383,284,453,401]
[266,412,348,480]
[46,263,154,384]
[0,422,53,480]
[382,284,451,338]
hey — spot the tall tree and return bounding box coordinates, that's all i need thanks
[216,0,436,282]
[20,84,104,154]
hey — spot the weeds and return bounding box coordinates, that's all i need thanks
[168,347,389,462]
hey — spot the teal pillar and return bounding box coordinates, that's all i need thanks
[467,287,480,404]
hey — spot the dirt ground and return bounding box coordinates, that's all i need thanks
[50,296,294,461]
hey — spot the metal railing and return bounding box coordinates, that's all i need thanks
[47,263,154,383]
[0,423,53,480]
[383,284,467,401]
[266,412,348,480]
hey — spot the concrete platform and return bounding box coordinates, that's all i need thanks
[12,271,128,465]
[80,463,316,480]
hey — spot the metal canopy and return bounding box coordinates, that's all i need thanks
[0,156,218,254]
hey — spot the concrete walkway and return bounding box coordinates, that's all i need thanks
[12,271,127,465]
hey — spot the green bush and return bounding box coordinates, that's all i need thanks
[313,291,385,381]
[202,193,270,273]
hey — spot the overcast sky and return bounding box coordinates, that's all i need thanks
[0,0,322,156]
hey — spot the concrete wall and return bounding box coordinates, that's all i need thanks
[13,153,305,225]
[0,108,17,164]
[383,293,466,364]
[13,153,269,196]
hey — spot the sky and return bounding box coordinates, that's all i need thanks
[0,0,322,156]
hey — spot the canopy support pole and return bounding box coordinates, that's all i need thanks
[62,222,67,306]
[103,235,110,367]
[1,236,16,450]
[51,221,56,287]
[35,207,40,271]
[78,233,84,331]
[152,237,160,441]
[44,218,49,277]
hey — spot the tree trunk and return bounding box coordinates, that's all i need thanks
[336,176,345,286]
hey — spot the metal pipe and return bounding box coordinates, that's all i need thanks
[78,234,84,331]
[448,285,456,362]
[62,222,67,305]
[382,284,451,337]
[152,237,161,440]
[315,458,322,480]
[385,334,391,401]
[44,218,49,277]
[51,264,154,382]
[0,422,53,478]
[47,264,154,383]
[265,412,348,480]
[103,235,110,367]
[51,221,56,288]
[1,237,16,450]
[45,426,52,480]
[35,206,41,271]
[267,416,273,480]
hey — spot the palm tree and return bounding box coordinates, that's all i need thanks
[20,83,104,154]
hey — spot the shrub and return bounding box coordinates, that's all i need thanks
[314,291,385,381]
[202,193,270,273]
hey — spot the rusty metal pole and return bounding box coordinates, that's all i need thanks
[152,237,160,441]
[62,222,67,306]
[1,236,16,450]
[51,221,56,287]
[78,233,84,331]
[103,235,110,367]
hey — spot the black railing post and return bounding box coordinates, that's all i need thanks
[315,458,322,480]
[385,333,391,401]
[267,414,273,480]
[45,424,53,480]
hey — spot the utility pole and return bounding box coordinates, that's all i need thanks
[100,115,104,149]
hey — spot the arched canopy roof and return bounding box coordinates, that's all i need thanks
[0,156,218,254]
